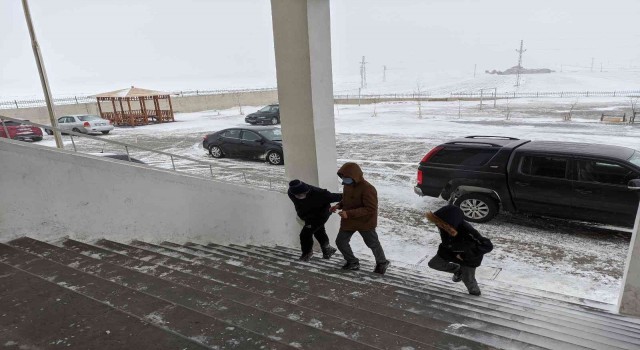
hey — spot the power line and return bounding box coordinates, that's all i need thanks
[359,56,368,89]
[515,40,527,87]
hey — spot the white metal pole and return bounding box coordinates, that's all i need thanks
[22,0,63,148]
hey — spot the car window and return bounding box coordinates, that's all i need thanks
[66,117,75,123]
[242,131,262,141]
[222,129,241,139]
[520,156,568,179]
[257,128,282,141]
[58,117,66,123]
[428,147,498,166]
[78,115,102,121]
[577,160,638,185]
[271,106,279,112]
[258,106,271,112]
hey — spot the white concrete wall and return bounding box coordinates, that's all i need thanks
[0,138,300,247]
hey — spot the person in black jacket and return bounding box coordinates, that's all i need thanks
[425,205,493,296]
[288,179,342,261]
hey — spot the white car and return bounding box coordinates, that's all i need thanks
[50,115,114,135]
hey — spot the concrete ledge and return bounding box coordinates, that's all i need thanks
[0,138,299,246]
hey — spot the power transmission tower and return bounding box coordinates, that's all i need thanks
[514,40,526,87]
[360,56,368,89]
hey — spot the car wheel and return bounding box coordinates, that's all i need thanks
[72,128,81,134]
[454,193,499,223]
[209,145,224,158]
[101,131,110,135]
[271,117,279,125]
[45,129,53,135]
[267,150,283,165]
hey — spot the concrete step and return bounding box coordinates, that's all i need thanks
[0,241,293,350]
[60,238,445,350]
[250,244,640,331]
[0,258,211,350]
[130,239,602,350]
[95,238,502,350]
[196,242,639,350]
[254,244,640,334]
[270,244,633,321]
[5,237,368,350]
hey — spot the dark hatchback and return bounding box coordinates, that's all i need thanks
[203,126,284,165]
[245,104,280,125]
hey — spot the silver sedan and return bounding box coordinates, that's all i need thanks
[51,115,115,135]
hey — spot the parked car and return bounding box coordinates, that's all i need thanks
[90,152,145,164]
[245,104,280,125]
[415,136,640,227]
[48,115,114,135]
[0,119,43,142]
[203,126,284,165]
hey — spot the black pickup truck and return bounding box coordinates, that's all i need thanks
[414,136,640,227]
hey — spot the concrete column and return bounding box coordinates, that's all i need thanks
[618,205,640,316]
[270,0,338,191]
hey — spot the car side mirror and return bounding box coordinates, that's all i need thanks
[628,179,640,191]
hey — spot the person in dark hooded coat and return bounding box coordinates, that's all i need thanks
[288,179,342,261]
[331,162,390,274]
[425,205,493,296]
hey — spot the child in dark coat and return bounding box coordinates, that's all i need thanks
[425,205,493,296]
[288,179,342,261]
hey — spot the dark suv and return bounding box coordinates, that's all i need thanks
[245,104,280,125]
[415,136,640,227]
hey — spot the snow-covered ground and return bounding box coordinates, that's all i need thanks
[39,96,640,304]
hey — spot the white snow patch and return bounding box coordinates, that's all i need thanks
[226,259,244,267]
[445,323,466,332]
[287,313,300,321]
[289,342,303,349]
[308,319,323,328]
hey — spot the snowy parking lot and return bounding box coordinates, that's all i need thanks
[41,96,640,303]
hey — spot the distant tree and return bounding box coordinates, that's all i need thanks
[504,97,512,120]
[630,97,639,124]
[235,92,244,115]
[564,99,578,121]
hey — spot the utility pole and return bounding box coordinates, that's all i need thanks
[383,65,387,83]
[359,56,368,89]
[22,0,63,148]
[514,40,526,87]
[591,57,595,72]
[474,64,477,78]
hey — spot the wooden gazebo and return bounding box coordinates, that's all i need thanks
[95,86,175,126]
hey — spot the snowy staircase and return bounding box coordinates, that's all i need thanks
[1,237,640,349]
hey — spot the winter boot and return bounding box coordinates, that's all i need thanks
[468,287,481,296]
[373,261,390,275]
[322,246,337,259]
[299,252,313,262]
[452,267,463,283]
[341,261,360,271]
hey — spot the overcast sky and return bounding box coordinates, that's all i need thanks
[2,0,639,98]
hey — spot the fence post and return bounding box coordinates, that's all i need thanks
[586,91,589,97]
[614,91,617,97]
[74,96,79,104]
[479,89,484,110]
[170,155,176,170]
[209,164,214,178]
[125,146,131,162]
[70,135,77,151]
[14,100,19,109]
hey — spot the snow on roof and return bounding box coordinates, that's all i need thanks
[93,86,169,98]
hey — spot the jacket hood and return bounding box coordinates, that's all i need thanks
[337,162,364,183]
[434,205,465,228]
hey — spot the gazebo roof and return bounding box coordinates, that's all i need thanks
[94,86,169,98]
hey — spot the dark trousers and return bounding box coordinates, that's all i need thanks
[300,224,330,254]
[428,255,479,293]
[336,230,388,264]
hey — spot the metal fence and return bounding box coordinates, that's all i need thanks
[0,115,288,192]
[5,87,640,110]
[450,90,640,99]
[0,87,278,110]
